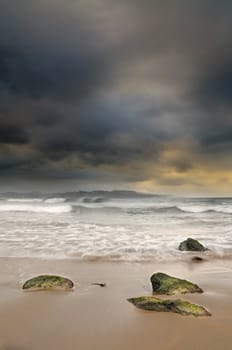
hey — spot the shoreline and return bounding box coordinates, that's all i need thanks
[0,257,231,349]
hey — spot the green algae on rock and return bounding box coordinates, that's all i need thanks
[128,296,211,317]
[22,275,74,291]
[179,238,207,251]
[150,272,203,295]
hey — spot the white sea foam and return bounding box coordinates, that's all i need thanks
[7,198,43,203]
[0,203,72,213]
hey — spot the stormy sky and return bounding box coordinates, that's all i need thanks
[0,0,232,194]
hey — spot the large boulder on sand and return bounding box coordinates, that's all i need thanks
[150,272,203,295]
[128,296,211,317]
[22,275,74,291]
[179,238,207,251]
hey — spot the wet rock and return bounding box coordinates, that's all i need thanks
[91,282,106,287]
[179,238,207,251]
[191,256,206,262]
[150,272,203,295]
[128,296,211,317]
[22,275,74,291]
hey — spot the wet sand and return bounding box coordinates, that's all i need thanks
[0,257,231,350]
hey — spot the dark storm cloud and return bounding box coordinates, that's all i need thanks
[0,43,109,100]
[194,59,232,110]
[0,46,50,98]
[191,58,232,148]
[0,158,23,171]
[36,96,163,164]
[0,0,232,192]
[0,124,28,144]
[0,0,113,101]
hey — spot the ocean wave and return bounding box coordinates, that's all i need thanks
[1,192,232,262]
[7,198,43,203]
[0,203,72,213]
[72,205,232,215]
[70,204,232,216]
[71,205,186,214]
[125,206,187,215]
[206,209,232,214]
[126,206,232,216]
[82,197,105,203]
[71,251,232,263]
[1,201,232,216]
[178,207,232,215]
[71,205,123,214]
[8,249,231,263]
[1,251,232,263]
[45,197,66,203]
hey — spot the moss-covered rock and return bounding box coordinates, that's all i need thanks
[128,296,211,317]
[150,272,203,295]
[179,238,207,251]
[22,275,74,291]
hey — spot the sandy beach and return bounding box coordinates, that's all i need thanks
[0,257,231,350]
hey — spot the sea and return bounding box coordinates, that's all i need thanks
[0,191,231,262]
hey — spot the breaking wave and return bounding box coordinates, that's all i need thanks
[82,197,106,203]
[1,201,232,216]
[7,198,43,203]
[71,205,232,216]
[0,203,72,213]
